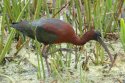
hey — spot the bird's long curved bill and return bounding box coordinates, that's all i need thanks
[97,37,113,64]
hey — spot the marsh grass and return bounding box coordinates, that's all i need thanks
[120,18,125,51]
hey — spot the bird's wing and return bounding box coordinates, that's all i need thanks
[35,25,58,44]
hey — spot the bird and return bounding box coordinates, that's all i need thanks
[11,18,113,74]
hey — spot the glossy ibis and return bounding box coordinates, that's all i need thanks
[11,18,113,73]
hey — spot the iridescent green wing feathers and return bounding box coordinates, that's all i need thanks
[35,26,58,44]
[12,19,58,44]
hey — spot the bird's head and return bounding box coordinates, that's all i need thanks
[84,30,101,41]
[93,31,101,41]
[83,30,113,64]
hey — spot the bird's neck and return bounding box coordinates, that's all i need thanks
[71,36,90,45]
[71,33,93,45]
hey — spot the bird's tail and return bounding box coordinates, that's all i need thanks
[11,21,27,34]
[11,21,29,30]
[11,21,29,31]
[11,22,20,29]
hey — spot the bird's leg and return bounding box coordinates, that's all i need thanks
[41,45,51,75]
[74,46,79,69]
[42,46,74,74]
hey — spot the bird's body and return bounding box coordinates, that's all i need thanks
[32,18,77,45]
[12,18,97,45]
[11,18,113,74]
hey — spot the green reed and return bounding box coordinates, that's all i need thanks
[0,0,30,63]
[120,18,125,51]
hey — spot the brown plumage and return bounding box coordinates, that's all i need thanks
[11,18,113,74]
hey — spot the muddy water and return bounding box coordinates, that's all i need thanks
[0,40,125,83]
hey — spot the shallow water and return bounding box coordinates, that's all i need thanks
[0,40,125,83]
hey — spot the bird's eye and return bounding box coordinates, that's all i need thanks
[95,31,101,37]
